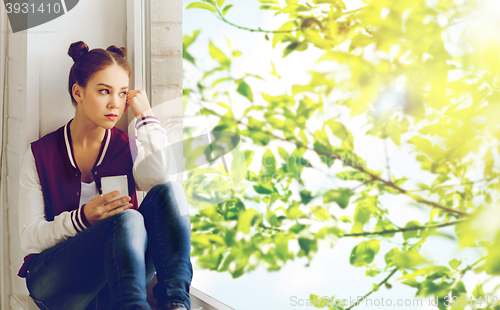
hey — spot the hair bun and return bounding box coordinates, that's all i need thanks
[106,45,127,58]
[68,41,89,62]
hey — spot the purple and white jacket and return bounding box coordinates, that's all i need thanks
[17,115,176,278]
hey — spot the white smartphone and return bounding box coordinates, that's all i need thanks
[101,175,129,207]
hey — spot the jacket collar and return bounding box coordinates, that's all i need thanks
[63,118,111,170]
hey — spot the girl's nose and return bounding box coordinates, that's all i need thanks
[108,95,121,109]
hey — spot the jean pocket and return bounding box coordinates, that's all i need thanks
[29,294,50,310]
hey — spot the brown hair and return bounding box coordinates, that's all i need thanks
[67,41,131,106]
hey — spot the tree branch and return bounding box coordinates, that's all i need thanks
[214,6,298,33]
[257,218,465,237]
[191,96,470,216]
[211,6,366,34]
[345,267,398,310]
[235,119,470,217]
[342,219,466,237]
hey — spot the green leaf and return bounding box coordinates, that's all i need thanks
[209,41,231,67]
[409,136,445,161]
[183,30,201,64]
[375,219,396,238]
[310,206,330,220]
[262,149,276,174]
[197,252,223,270]
[222,4,233,15]
[449,259,461,270]
[366,268,381,277]
[472,283,485,300]
[323,188,353,209]
[339,215,352,223]
[484,149,495,178]
[275,233,294,261]
[216,0,225,7]
[350,240,380,267]
[324,120,354,151]
[402,221,421,240]
[336,170,369,182]
[237,80,253,102]
[191,234,226,247]
[260,5,281,10]
[201,0,216,5]
[253,183,276,195]
[385,247,400,265]
[183,29,201,48]
[391,250,427,269]
[211,77,232,87]
[237,208,262,233]
[298,237,318,257]
[283,41,308,58]
[290,223,306,233]
[244,150,254,167]
[353,197,379,225]
[300,189,313,204]
[186,2,216,12]
[272,21,296,48]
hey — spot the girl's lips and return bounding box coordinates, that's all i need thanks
[105,115,117,120]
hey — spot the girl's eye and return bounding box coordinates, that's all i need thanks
[99,90,127,97]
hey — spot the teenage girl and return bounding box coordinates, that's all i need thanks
[17,41,193,310]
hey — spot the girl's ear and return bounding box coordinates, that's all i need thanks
[73,83,82,103]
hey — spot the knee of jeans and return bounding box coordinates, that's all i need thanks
[112,209,147,239]
[153,181,190,217]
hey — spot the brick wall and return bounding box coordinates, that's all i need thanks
[150,0,184,183]
[4,24,32,309]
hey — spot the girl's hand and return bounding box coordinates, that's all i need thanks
[125,89,154,118]
[83,190,133,226]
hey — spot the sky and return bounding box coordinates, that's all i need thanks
[182,1,491,309]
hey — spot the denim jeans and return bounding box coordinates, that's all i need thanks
[25,181,193,310]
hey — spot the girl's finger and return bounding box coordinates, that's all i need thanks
[106,196,131,212]
[105,203,133,218]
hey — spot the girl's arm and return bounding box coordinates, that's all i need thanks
[131,114,178,192]
[17,146,89,255]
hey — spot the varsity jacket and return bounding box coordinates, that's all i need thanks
[17,115,177,278]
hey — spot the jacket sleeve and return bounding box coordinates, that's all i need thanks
[132,115,178,192]
[18,146,89,255]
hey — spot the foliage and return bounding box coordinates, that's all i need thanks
[184,0,500,308]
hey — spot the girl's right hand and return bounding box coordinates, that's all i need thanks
[82,190,133,226]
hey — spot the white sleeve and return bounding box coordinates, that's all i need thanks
[18,146,89,256]
[132,115,178,192]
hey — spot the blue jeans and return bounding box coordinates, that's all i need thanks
[25,181,193,310]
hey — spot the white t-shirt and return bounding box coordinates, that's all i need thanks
[79,181,100,208]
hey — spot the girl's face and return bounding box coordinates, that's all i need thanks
[74,64,129,129]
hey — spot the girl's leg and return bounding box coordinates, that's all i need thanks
[26,209,151,310]
[138,181,193,310]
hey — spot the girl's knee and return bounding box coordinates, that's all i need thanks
[112,209,146,234]
[151,180,182,195]
[152,181,190,216]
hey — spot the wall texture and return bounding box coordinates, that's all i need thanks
[150,0,184,183]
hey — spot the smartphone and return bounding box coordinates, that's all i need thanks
[101,175,129,208]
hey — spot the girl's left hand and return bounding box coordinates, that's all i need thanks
[125,89,153,118]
